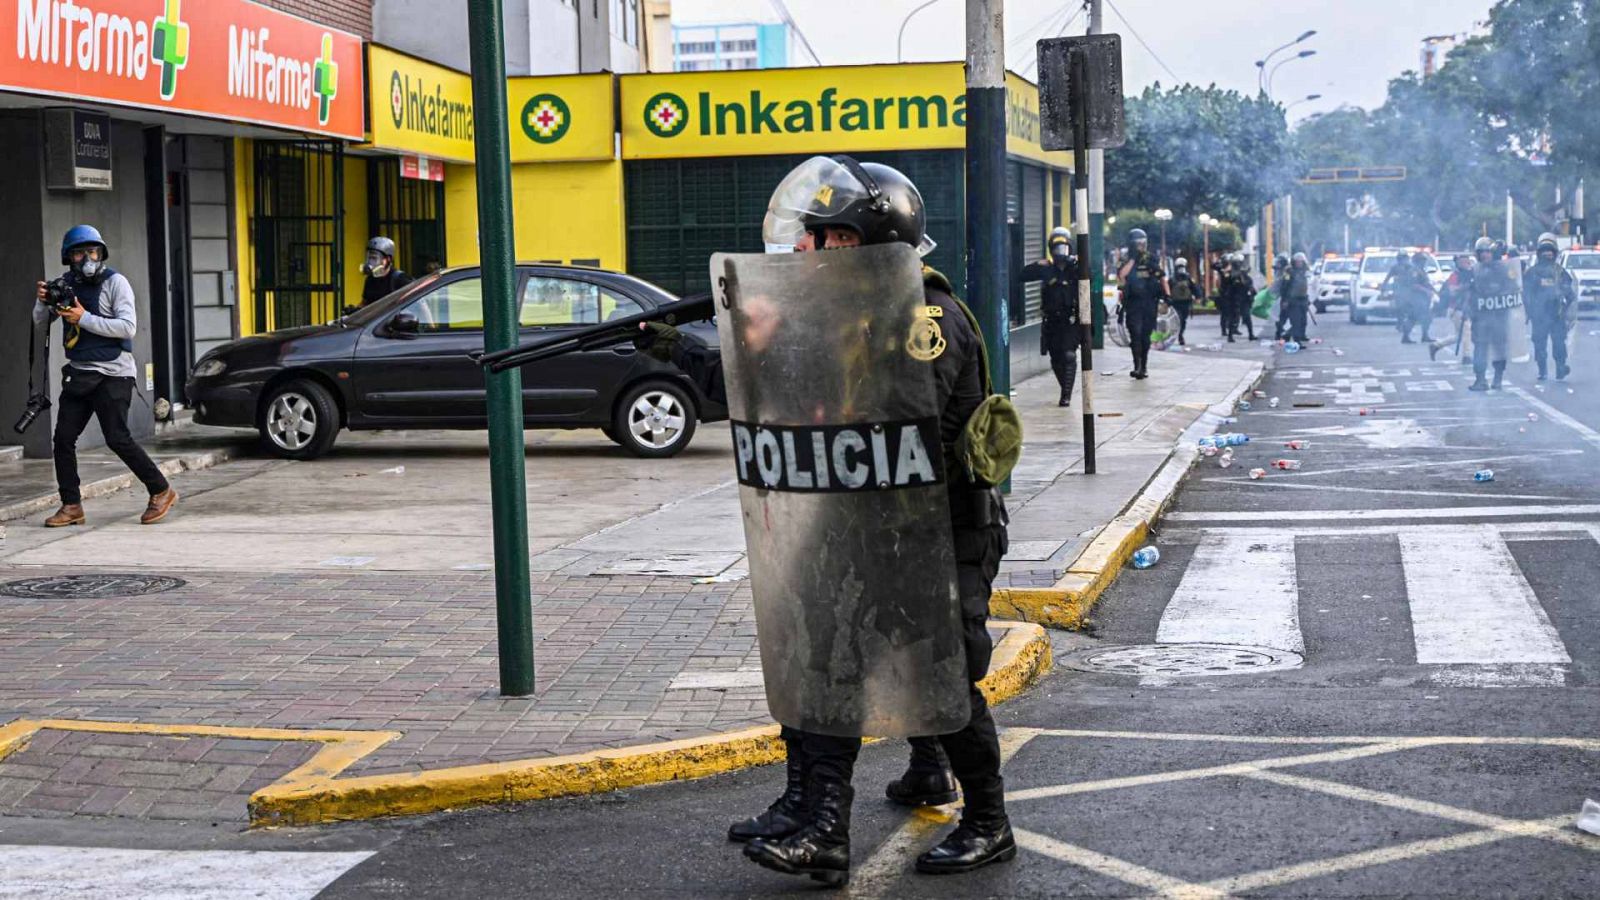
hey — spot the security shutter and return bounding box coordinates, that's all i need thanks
[1022,163,1046,323]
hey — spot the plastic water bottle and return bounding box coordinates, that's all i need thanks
[1253,390,1267,398]
[1269,397,1281,409]
[1284,341,1301,354]
[1201,443,1219,457]
[1131,546,1161,569]
[1272,459,1302,470]
[1218,416,1238,425]
[1225,433,1251,446]
[1249,468,1267,480]
[1473,469,1495,482]
[1284,439,1310,450]
[1528,412,1539,422]
[1219,448,1234,469]
[1238,401,1252,411]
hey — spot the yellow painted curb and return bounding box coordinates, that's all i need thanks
[247,621,1052,827]
[989,515,1147,630]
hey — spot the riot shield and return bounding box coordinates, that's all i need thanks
[1504,257,1530,364]
[711,244,968,738]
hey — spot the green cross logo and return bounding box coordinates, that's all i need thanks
[313,34,339,126]
[644,92,689,138]
[521,94,572,144]
[151,0,189,101]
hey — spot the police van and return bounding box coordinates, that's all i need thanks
[1558,247,1600,311]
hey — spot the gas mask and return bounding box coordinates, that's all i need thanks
[68,247,105,281]
[363,252,392,278]
[1050,243,1071,263]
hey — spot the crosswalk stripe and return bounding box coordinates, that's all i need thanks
[0,845,373,899]
[1397,528,1571,666]
[1155,532,1303,653]
[1166,504,1600,523]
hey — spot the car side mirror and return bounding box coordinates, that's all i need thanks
[388,312,420,338]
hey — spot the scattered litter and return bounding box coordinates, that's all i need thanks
[1239,401,1252,411]
[1354,407,1374,416]
[1568,388,1576,394]
[1100,370,1115,375]
[1218,449,1234,469]
[1199,433,1250,449]
[381,466,406,475]
[1310,338,1324,345]
[1199,342,1226,352]
[1131,546,1161,569]
[1217,416,1238,425]
[694,572,748,584]
[1473,469,1495,483]
[1519,427,1527,433]
[1268,397,1281,409]
[1248,468,1267,480]
[1578,799,1600,837]
[1293,402,1325,408]
[1535,384,1546,392]
[1361,595,1372,600]
[1097,412,1124,418]
[1529,413,1540,422]
[1284,341,1302,354]
[1271,459,1302,470]
[1332,348,1346,356]
[1253,390,1267,398]
[1201,444,1219,458]
[1284,440,1310,450]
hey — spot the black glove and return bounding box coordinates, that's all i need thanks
[634,321,682,362]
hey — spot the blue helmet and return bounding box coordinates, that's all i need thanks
[61,225,108,265]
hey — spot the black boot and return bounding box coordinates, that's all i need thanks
[1491,361,1506,390]
[729,744,807,843]
[915,783,1016,875]
[1558,362,1571,381]
[745,777,852,887]
[887,740,959,806]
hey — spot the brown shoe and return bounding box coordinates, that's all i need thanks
[44,504,86,527]
[140,488,178,525]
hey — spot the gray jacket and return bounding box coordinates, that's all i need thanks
[32,271,138,379]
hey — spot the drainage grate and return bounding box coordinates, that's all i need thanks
[0,574,187,599]
[1062,643,1303,678]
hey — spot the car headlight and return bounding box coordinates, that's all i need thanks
[193,358,227,378]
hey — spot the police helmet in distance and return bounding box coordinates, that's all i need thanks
[762,155,934,255]
[1291,252,1308,268]
[1537,232,1559,256]
[1127,228,1148,249]
[1174,257,1188,270]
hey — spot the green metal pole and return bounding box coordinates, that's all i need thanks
[466,0,535,696]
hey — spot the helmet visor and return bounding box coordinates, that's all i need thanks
[762,156,873,249]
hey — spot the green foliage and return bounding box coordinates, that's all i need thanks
[1106,84,1299,224]
[1109,208,1241,256]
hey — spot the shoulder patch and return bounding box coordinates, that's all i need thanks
[920,304,944,318]
[906,316,947,361]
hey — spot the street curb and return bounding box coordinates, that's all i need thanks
[989,362,1268,630]
[0,446,236,524]
[247,620,1054,827]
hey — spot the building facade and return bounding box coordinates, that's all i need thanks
[672,21,790,71]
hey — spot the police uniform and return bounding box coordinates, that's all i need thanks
[1283,265,1312,342]
[1470,258,1522,389]
[1019,255,1081,403]
[1167,269,1196,345]
[1523,258,1576,379]
[1223,265,1255,340]
[1121,251,1165,377]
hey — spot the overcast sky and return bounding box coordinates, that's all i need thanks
[673,0,1496,119]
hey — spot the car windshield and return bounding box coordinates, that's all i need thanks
[338,272,445,327]
[1325,260,1358,273]
[1437,258,1456,272]
[1362,256,1400,274]
[1565,253,1600,269]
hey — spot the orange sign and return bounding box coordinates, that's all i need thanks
[1,0,363,139]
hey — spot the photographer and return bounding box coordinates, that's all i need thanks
[30,225,177,527]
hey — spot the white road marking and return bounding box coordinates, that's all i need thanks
[1166,503,1600,523]
[667,669,764,690]
[1506,385,1600,449]
[1013,828,1225,899]
[0,846,373,900]
[1155,532,1302,653]
[1163,521,1600,539]
[1201,450,1583,483]
[1397,528,1571,666]
[1205,480,1570,502]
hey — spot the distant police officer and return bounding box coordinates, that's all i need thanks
[1282,252,1313,343]
[1167,258,1197,346]
[1468,237,1522,391]
[1429,254,1477,363]
[1020,227,1082,404]
[32,226,177,528]
[657,157,1016,886]
[1524,233,1577,381]
[1222,253,1256,342]
[359,237,413,308]
[1271,253,1291,340]
[1118,228,1167,379]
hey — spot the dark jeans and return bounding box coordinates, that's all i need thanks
[1169,300,1192,342]
[53,367,168,505]
[801,523,1010,819]
[1530,316,1568,373]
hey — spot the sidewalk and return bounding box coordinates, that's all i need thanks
[0,342,1266,827]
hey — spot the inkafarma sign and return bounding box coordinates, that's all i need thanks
[620,63,1071,167]
[3,0,363,139]
[367,45,474,162]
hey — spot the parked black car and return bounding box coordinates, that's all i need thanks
[186,265,725,460]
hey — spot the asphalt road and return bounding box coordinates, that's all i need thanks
[4,311,1598,898]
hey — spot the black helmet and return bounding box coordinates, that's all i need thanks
[1291,252,1308,268]
[1495,240,1511,258]
[1473,236,1496,258]
[1128,228,1148,249]
[1274,253,1289,269]
[763,155,932,254]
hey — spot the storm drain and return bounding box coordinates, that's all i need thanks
[1063,643,1303,678]
[0,574,186,599]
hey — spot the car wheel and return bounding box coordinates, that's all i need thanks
[1351,309,1368,325]
[259,379,340,460]
[613,380,697,458]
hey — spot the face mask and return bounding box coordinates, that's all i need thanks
[1051,245,1070,262]
[74,258,102,279]
[364,253,391,277]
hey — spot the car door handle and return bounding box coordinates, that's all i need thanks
[612,345,637,356]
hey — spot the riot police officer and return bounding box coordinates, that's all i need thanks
[1020,227,1081,404]
[1223,253,1256,341]
[1118,228,1167,378]
[1283,252,1312,342]
[1271,253,1291,340]
[1524,232,1577,381]
[654,157,1014,885]
[1429,253,1476,363]
[1167,257,1197,346]
[1468,237,1522,391]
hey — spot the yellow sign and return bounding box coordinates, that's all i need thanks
[620,63,1070,168]
[507,74,616,163]
[367,46,476,163]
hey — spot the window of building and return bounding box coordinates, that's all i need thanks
[722,39,757,52]
[611,0,639,45]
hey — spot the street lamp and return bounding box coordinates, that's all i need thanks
[896,0,946,63]
[1267,50,1317,99]
[1256,29,1317,94]
[1154,208,1173,265]
[1198,213,1214,297]
[1285,93,1323,110]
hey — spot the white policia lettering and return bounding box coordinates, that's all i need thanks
[1476,293,1523,312]
[227,26,315,111]
[16,0,151,79]
[732,422,939,492]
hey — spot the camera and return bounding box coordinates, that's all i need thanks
[42,275,74,312]
[13,392,49,434]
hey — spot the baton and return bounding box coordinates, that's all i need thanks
[473,294,715,373]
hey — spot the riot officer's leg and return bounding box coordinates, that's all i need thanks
[730,724,810,843]
[1288,305,1307,342]
[917,522,1016,875]
[1055,327,1080,404]
[1470,318,1490,390]
[1531,317,1551,379]
[1220,294,1233,337]
[1554,318,1570,379]
[745,730,859,885]
[1418,297,1433,342]
[1173,300,1190,344]
[1490,319,1509,390]
[1241,296,1256,340]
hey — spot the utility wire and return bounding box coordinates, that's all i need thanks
[1005,2,1076,55]
[1105,0,1182,83]
[767,0,822,65]
[1021,6,1084,78]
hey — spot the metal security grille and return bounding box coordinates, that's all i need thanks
[252,141,343,330]
[1022,163,1046,324]
[625,150,966,298]
[369,158,447,278]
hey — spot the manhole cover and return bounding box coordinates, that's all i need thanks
[0,574,186,599]
[1063,643,1302,677]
